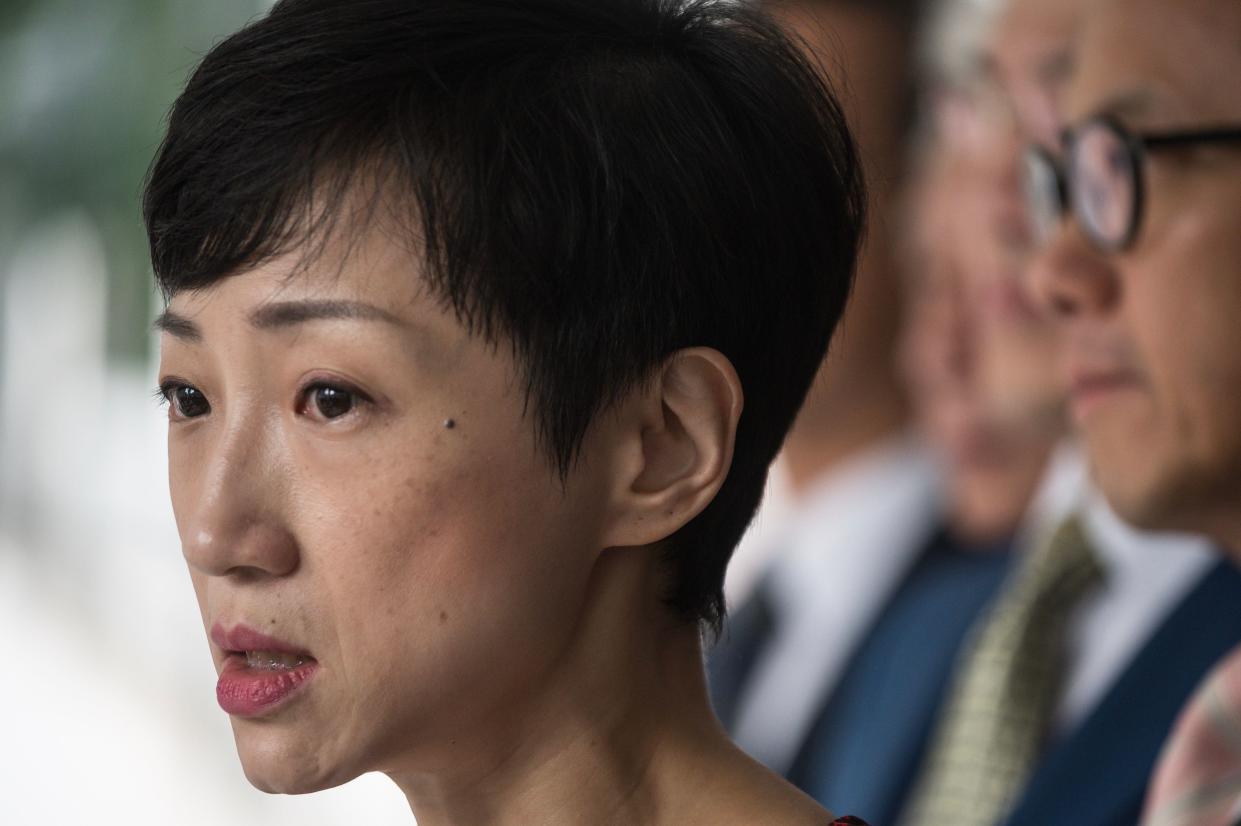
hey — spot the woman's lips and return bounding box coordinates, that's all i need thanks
[216,653,319,717]
[210,622,319,718]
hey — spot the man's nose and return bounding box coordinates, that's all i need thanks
[932,279,977,384]
[179,419,299,581]
[1027,221,1121,319]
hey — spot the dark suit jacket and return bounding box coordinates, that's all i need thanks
[1003,559,1241,826]
[709,527,1012,824]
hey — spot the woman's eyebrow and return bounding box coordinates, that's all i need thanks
[248,299,406,330]
[153,300,406,341]
[153,310,203,341]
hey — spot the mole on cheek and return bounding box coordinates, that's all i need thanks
[439,610,449,625]
[443,418,456,430]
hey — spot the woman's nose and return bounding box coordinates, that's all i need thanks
[1027,222,1120,319]
[177,423,300,581]
[184,519,300,581]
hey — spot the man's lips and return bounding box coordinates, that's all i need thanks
[1068,367,1145,417]
[209,622,319,718]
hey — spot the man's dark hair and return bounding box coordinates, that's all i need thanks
[143,0,865,632]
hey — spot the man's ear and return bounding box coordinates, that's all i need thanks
[599,347,743,549]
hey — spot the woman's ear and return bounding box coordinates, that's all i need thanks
[599,347,743,549]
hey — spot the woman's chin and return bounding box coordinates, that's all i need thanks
[240,760,352,796]
[234,731,355,795]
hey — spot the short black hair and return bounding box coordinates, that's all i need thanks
[143,0,865,632]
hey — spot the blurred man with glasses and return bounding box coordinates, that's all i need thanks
[898,1,1241,825]
[1026,0,1241,823]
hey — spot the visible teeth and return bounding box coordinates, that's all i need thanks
[244,650,308,670]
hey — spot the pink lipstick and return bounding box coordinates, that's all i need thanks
[210,623,319,718]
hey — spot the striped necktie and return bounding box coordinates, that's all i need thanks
[899,515,1103,826]
[1142,642,1241,826]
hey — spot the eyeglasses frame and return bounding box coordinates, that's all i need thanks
[1026,115,1241,253]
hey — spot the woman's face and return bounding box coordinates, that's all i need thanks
[157,222,613,793]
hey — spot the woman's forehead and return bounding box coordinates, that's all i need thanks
[166,221,433,327]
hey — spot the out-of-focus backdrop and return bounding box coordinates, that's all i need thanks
[0,2,410,822]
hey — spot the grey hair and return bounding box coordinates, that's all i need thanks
[917,0,1008,85]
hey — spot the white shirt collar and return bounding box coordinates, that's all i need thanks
[1019,443,1215,577]
[1020,444,1218,727]
[729,434,944,771]
[767,433,944,621]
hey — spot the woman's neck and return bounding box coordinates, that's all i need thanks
[385,547,738,826]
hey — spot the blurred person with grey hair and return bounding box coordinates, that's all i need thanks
[707,1,1065,822]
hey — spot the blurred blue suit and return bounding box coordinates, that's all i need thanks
[710,527,1013,824]
[1001,559,1241,826]
[710,550,1241,826]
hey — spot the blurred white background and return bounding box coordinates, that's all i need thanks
[0,2,412,822]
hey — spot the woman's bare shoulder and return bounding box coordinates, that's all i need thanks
[690,740,869,826]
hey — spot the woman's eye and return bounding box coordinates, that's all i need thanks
[158,383,211,420]
[301,384,363,421]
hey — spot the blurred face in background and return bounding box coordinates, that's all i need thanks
[768,0,914,459]
[987,0,1084,147]
[1029,0,1241,543]
[941,0,1091,432]
[900,126,1059,543]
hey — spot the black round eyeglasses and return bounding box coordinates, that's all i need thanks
[1023,115,1241,253]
